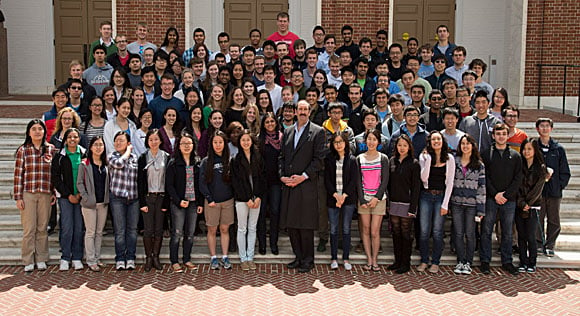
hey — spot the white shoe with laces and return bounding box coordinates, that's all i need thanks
[24,264,34,272]
[72,260,84,270]
[453,263,464,274]
[59,259,69,271]
[462,263,472,275]
[36,262,47,271]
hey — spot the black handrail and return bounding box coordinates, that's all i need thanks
[536,63,580,115]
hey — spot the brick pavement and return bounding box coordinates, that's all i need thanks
[0,265,578,315]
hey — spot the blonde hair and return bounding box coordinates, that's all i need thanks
[242,103,261,136]
[55,107,81,132]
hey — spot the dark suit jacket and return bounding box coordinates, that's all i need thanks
[279,121,325,230]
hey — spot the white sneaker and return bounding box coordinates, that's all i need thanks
[116,261,125,270]
[126,260,136,270]
[344,261,353,271]
[330,261,339,270]
[36,262,47,271]
[24,263,34,272]
[453,263,464,274]
[72,260,84,270]
[462,263,472,275]
[59,259,69,271]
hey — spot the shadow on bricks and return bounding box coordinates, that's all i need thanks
[0,265,578,297]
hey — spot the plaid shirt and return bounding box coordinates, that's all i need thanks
[13,143,57,200]
[108,151,138,200]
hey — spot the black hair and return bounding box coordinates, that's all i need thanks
[393,134,415,160]
[144,128,163,149]
[329,132,350,160]
[456,134,482,170]
[160,27,180,50]
[17,119,48,156]
[426,130,451,164]
[87,135,107,165]
[175,132,197,165]
[205,130,230,183]
[61,128,80,150]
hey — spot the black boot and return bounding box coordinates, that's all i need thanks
[143,237,154,272]
[152,237,163,270]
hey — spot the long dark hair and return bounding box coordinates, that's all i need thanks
[258,112,281,152]
[257,89,274,114]
[490,87,510,111]
[160,27,180,51]
[205,131,230,183]
[87,135,107,165]
[61,128,81,150]
[393,134,415,160]
[174,133,196,165]
[236,129,263,177]
[83,96,107,133]
[329,131,350,160]
[144,128,164,149]
[207,109,225,135]
[456,134,482,170]
[160,106,183,135]
[184,88,203,109]
[109,68,132,93]
[426,130,451,164]
[520,138,546,169]
[17,119,49,156]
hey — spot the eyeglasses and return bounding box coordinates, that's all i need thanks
[430,97,443,101]
[70,86,82,90]
[434,60,446,64]
[333,140,345,145]
[92,143,105,147]
[91,103,103,107]
[405,113,419,117]
[330,111,343,115]
[377,79,389,83]
[61,117,73,121]
[180,142,193,146]
[117,40,127,43]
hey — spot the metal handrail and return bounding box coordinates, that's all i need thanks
[536,63,580,115]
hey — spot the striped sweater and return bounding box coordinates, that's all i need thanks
[450,159,486,216]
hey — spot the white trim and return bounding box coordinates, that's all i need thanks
[112,0,117,38]
[316,0,322,25]
[185,0,190,49]
[388,0,394,44]
[517,0,529,107]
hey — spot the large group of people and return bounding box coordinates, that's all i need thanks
[14,12,571,275]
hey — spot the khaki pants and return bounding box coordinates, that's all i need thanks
[21,192,51,265]
[82,203,108,265]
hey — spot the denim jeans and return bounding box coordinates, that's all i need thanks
[258,184,281,249]
[236,201,260,262]
[58,198,84,261]
[480,198,516,264]
[110,195,140,262]
[328,204,356,260]
[169,203,198,264]
[515,208,538,267]
[419,191,445,265]
[451,204,477,265]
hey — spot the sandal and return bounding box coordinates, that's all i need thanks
[363,264,372,271]
[184,262,198,270]
[372,265,381,272]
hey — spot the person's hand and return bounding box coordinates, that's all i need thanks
[523,204,530,211]
[50,195,57,205]
[126,144,133,153]
[180,200,189,208]
[290,174,306,186]
[368,197,379,209]
[140,206,148,213]
[197,206,203,214]
[495,192,507,205]
[68,195,79,204]
[253,198,261,209]
[408,212,416,218]
[16,200,25,211]
[247,200,255,208]
[280,176,294,187]
[440,207,448,216]
[208,202,216,207]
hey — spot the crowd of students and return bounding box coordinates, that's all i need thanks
[14,12,571,275]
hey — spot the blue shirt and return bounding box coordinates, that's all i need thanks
[148,96,184,128]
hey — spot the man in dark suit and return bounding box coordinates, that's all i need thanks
[279,100,326,273]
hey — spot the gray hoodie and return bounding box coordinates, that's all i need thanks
[82,63,113,97]
[458,113,500,153]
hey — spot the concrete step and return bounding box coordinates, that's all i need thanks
[0,245,578,268]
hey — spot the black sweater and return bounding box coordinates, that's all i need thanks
[324,153,359,206]
[230,151,267,202]
[137,151,171,208]
[517,160,547,210]
[388,156,421,214]
[482,145,523,201]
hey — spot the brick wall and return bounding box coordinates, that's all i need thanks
[116,0,187,52]
[321,0,389,42]
[525,0,580,97]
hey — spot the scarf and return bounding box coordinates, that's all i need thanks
[265,131,282,150]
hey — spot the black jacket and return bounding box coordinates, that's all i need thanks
[51,146,86,199]
[517,160,547,211]
[482,145,523,201]
[419,110,444,132]
[324,153,359,206]
[540,138,571,198]
[165,156,204,208]
[137,151,170,208]
[231,151,267,202]
[388,156,421,215]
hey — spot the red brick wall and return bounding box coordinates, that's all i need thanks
[321,0,389,42]
[525,0,580,97]
[116,0,187,52]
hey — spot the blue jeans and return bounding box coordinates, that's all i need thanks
[480,198,516,264]
[236,201,260,261]
[419,191,445,265]
[451,204,477,265]
[328,204,356,260]
[58,198,84,261]
[169,203,198,264]
[110,195,140,262]
[258,184,281,249]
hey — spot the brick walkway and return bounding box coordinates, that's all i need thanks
[1,265,579,314]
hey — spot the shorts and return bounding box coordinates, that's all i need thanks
[358,199,387,216]
[204,198,235,226]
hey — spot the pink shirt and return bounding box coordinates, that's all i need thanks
[267,31,300,58]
